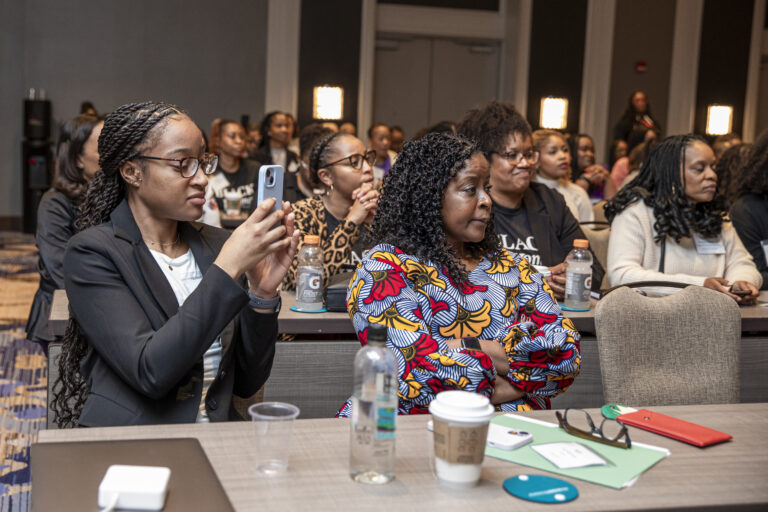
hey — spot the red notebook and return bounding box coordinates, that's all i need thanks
[617,409,732,447]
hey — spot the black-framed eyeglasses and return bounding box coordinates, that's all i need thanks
[497,150,540,166]
[322,150,377,170]
[556,409,631,449]
[136,153,219,178]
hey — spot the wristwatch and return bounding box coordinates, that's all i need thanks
[461,336,482,351]
[247,289,282,312]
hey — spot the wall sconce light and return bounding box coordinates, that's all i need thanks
[540,97,568,130]
[313,86,343,120]
[705,105,733,135]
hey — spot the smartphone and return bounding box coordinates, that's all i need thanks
[486,423,533,450]
[257,165,284,215]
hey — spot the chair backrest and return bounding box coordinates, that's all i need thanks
[581,225,610,289]
[47,342,62,430]
[262,341,359,418]
[594,286,741,406]
[592,200,607,223]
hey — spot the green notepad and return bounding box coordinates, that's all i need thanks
[485,414,670,489]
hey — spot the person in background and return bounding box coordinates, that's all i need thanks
[339,122,356,135]
[52,101,298,427]
[252,112,302,203]
[390,125,404,152]
[207,120,260,214]
[608,139,628,169]
[611,138,658,190]
[532,130,594,223]
[322,122,339,133]
[712,133,742,162]
[730,130,768,289]
[457,101,604,299]
[285,113,300,155]
[339,132,580,416]
[368,123,397,184]
[297,123,334,198]
[208,118,223,155]
[282,131,378,290]
[79,101,97,117]
[605,135,761,300]
[26,114,103,351]
[716,143,752,205]
[569,133,617,202]
[613,90,661,152]
[244,123,262,160]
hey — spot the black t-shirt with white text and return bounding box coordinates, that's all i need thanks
[208,160,260,212]
[493,202,542,266]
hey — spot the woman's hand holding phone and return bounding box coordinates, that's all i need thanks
[215,198,299,294]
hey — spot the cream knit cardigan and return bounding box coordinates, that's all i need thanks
[607,201,762,290]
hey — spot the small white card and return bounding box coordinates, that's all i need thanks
[693,234,725,255]
[531,442,608,469]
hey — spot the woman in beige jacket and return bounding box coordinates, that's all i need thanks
[605,135,761,303]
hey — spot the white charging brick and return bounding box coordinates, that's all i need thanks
[98,465,171,511]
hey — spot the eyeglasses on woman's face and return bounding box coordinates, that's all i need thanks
[322,150,377,171]
[497,150,540,166]
[136,153,219,178]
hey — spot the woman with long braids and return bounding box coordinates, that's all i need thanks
[339,133,580,416]
[282,131,378,290]
[605,134,761,301]
[251,111,302,203]
[26,114,102,350]
[52,102,299,427]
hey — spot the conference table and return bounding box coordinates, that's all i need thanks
[33,403,768,511]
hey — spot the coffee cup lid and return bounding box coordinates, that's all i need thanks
[429,390,495,423]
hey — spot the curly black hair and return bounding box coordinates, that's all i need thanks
[604,134,728,243]
[368,132,501,284]
[457,101,532,155]
[739,129,768,198]
[52,101,184,427]
[716,143,752,203]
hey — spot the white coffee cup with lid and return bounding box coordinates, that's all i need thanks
[428,390,495,487]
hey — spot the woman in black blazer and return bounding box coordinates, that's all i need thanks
[26,114,102,350]
[52,102,299,427]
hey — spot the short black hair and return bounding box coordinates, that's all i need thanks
[299,123,334,159]
[457,101,531,155]
[367,122,389,139]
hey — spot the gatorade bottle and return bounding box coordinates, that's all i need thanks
[296,235,324,311]
[563,239,592,311]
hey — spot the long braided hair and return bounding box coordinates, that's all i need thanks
[604,134,727,244]
[52,101,183,427]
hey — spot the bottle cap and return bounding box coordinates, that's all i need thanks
[573,239,589,248]
[368,323,388,343]
[304,235,320,245]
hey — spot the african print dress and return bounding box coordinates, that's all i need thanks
[338,243,581,416]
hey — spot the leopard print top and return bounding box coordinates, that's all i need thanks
[282,196,363,291]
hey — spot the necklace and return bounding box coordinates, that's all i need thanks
[144,232,181,270]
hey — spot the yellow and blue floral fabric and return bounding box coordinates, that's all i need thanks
[339,244,581,416]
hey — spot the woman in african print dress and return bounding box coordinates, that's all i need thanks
[339,133,580,416]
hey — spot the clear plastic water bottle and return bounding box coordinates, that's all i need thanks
[564,239,592,311]
[295,235,323,311]
[350,324,397,484]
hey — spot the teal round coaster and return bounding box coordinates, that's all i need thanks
[289,305,327,313]
[560,305,590,312]
[503,475,578,503]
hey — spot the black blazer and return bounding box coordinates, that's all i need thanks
[64,199,278,426]
[27,189,76,343]
[496,182,605,291]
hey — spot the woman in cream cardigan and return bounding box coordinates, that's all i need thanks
[605,135,761,303]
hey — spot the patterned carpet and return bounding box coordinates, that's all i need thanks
[0,232,46,512]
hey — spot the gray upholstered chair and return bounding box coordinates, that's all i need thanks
[581,225,610,289]
[594,286,741,406]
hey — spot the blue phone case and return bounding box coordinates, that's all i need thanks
[257,165,284,212]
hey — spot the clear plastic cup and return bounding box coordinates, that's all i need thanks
[223,190,242,217]
[248,402,300,475]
